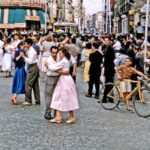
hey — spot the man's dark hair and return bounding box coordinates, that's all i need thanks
[86,42,92,49]
[92,42,99,49]
[104,36,111,41]
[137,22,141,26]
[6,38,12,43]
[71,38,76,44]
[50,46,58,52]
[25,38,33,46]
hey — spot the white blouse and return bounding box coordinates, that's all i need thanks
[4,44,14,54]
[48,57,70,72]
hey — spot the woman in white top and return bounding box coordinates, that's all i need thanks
[47,47,79,124]
[2,38,14,77]
[0,33,4,72]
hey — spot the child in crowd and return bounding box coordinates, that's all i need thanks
[115,57,149,110]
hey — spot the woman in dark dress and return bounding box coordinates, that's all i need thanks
[11,42,27,105]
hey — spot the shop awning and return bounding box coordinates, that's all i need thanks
[8,9,15,24]
[14,9,26,23]
[7,8,26,28]
[37,10,45,24]
[0,9,4,23]
[0,8,45,29]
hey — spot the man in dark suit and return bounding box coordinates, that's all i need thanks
[102,36,115,103]
[85,42,103,99]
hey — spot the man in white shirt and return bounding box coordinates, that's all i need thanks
[20,38,40,106]
[136,22,144,39]
[44,46,60,119]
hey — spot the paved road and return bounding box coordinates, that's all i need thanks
[0,68,150,150]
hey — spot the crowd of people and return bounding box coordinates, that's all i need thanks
[0,29,150,123]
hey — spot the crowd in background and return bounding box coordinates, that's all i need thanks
[0,29,150,122]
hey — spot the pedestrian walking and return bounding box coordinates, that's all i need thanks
[20,38,40,106]
[11,42,27,105]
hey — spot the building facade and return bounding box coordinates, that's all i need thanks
[72,0,85,32]
[0,0,46,31]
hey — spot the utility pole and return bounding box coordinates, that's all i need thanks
[105,0,108,33]
[108,0,111,34]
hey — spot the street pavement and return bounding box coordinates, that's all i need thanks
[0,67,150,150]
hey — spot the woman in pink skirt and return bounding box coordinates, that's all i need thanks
[46,47,79,124]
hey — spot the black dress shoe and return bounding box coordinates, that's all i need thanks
[44,110,53,120]
[85,93,92,98]
[34,102,41,105]
[44,114,53,120]
[94,96,99,99]
[101,100,107,103]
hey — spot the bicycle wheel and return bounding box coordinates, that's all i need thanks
[99,82,120,110]
[133,88,150,118]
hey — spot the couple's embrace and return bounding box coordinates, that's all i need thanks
[44,46,79,124]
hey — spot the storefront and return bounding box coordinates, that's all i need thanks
[0,1,45,30]
[112,17,120,34]
[121,14,128,34]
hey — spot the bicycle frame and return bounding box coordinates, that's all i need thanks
[118,79,144,103]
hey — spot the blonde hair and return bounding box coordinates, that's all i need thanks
[46,35,53,42]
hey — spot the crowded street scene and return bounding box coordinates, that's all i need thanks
[0,0,150,149]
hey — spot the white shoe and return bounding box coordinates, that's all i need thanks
[66,118,76,124]
[22,102,32,106]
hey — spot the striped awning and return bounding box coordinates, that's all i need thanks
[0,8,45,29]
[37,10,45,24]
[0,9,4,23]
[14,9,26,23]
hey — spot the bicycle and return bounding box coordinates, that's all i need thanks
[99,78,150,118]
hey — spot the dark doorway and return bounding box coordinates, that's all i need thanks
[26,21,40,30]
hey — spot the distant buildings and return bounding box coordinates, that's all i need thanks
[85,0,148,34]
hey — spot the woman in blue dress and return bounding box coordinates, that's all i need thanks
[11,42,27,105]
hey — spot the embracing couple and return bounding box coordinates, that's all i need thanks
[44,46,79,124]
